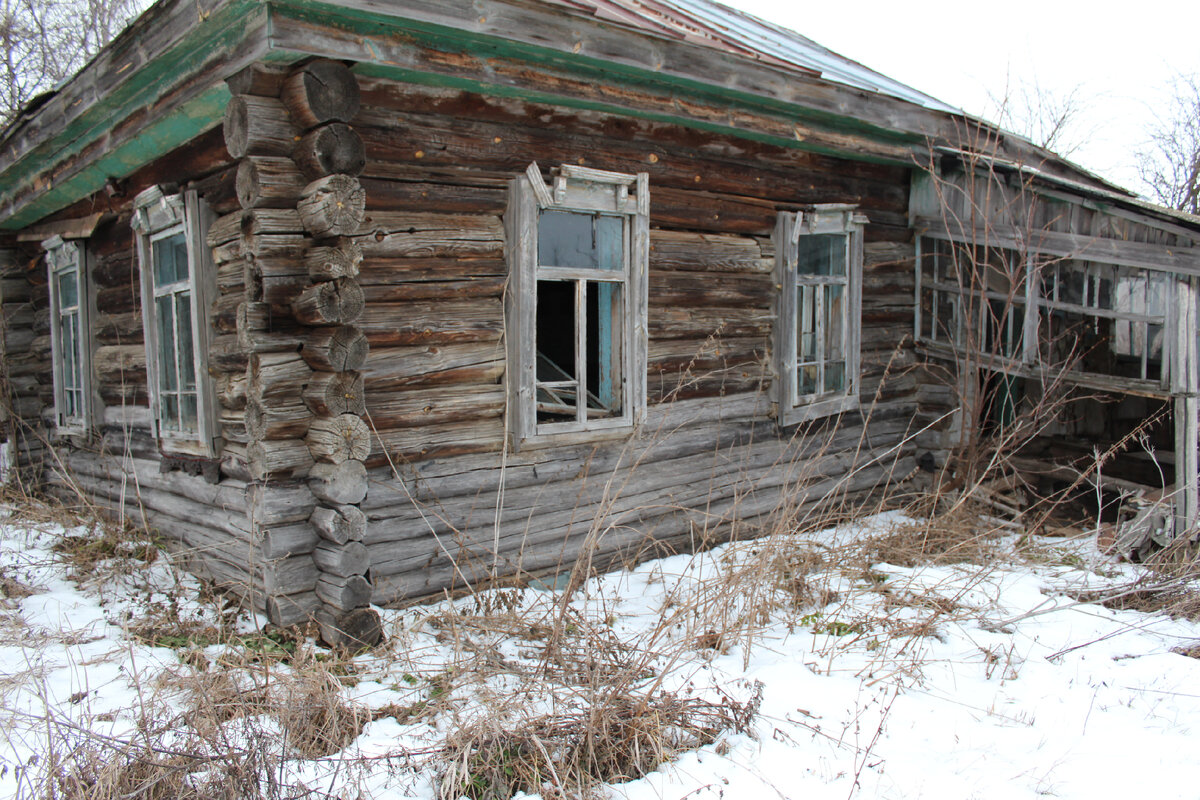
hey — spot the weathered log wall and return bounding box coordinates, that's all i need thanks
[8,58,924,626]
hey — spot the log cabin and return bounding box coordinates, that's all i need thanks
[2,0,1198,646]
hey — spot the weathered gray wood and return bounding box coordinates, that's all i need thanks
[294,122,366,180]
[355,212,504,258]
[310,503,367,544]
[225,62,288,98]
[246,398,311,440]
[266,591,321,627]
[298,175,366,238]
[248,438,315,481]
[291,278,365,325]
[259,521,320,559]
[315,606,382,649]
[262,554,319,595]
[362,341,503,390]
[249,352,313,403]
[236,156,307,209]
[282,59,362,129]
[224,95,299,159]
[315,573,373,611]
[305,241,362,280]
[307,413,371,464]
[303,371,365,417]
[357,297,502,346]
[248,483,319,526]
[309,459,368,505]
[365,384,504,429]
[312,541,369,576]
[302,326,370,372]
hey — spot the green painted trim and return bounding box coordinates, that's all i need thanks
[0,1,264,229]
[2,86,230,230]
[269,0,924,148]
[339,59,906,166]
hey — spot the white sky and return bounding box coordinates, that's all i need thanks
[725,0,1200,195]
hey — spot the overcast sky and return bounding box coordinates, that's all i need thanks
[725,0,1200,195]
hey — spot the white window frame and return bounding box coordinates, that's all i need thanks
[774,205,866,426]
[505,162,649,445]
[43,235,93,435]
[131,186,220,457]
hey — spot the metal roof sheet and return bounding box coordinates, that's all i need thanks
[547,0,961,113]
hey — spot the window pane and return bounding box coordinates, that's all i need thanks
[797,234,846,276]
[162,395,179,432]
[176,293,196,391]
[797,285,817,363]
[180,394,199,433]
[824,284,845,364]
[156,295,177,392]
[57,269,78,308]
[153,233,188,285]
[538,210,623,271]
[799,365,818,396]
[824,362,845,394]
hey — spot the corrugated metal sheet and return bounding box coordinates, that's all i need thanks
[547,0,960,113]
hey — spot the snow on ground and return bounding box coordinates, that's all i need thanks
[1,503,1199,799]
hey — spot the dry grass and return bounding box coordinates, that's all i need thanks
[1067,537,1200,622]
[439,684,759,800]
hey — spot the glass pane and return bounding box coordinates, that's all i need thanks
[538,210,623,271]
[797,234,846,276]
[156,295,177,392]
[180,394,198,433]
[824,362,845,394]
[153,233,188,285]
[824,284,845,364]
[176,293,196,391]
[797,285,817,363]
[162,395,179,432]
[57,269,78,308]
[798,365,818,396]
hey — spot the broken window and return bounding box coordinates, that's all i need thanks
[775,206,866,425]
[917,238,1169,393]
[43,235,91,434]
[506,163,649,442]
[132,186,220,456]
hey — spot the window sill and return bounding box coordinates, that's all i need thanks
[778,394,859,427]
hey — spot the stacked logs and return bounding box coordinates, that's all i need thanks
[223,59,380,649]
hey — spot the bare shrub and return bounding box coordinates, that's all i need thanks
[439,684,759,800]
[273,657,367,759]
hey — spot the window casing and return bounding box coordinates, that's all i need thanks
[43,236,93,434]
[774,206,866,425]
[916,237,1172,393]
[505,163,649,443]
[131,186,219,456]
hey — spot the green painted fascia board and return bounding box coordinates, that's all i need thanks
[2,86,231,230]
[0,0,265,229]
[337,59,898,166]
[267,0,924,149]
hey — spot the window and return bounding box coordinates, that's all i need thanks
[131,186,219,456]
[43,235,92,434]
[505,163,649,442]
[774,206,866,425]
[916,238,1171,391]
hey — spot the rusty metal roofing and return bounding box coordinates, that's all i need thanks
[546,0,960,113]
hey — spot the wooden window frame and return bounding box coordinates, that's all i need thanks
[915,236,1174,396]
[505,162,649,445]
[43,235,93,435]
[774,206,866,426]
[131,186,220,457]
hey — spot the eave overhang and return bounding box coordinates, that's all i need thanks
[0,0,1134,231]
